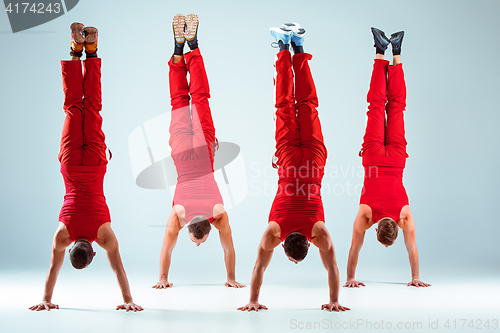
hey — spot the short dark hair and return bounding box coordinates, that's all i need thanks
[187,216,211,240]
[377,217,399,246]
[69,240,94,269]
[283,232,309,261]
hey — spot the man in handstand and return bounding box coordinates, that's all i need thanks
[29,23,143,312]
[238,24,349,312]
[152,14,244,289]
[344,28,430,289]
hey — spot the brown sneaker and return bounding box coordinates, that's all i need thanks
[70,22,85,55]
[173,14,186,45]
[83,27,98,54]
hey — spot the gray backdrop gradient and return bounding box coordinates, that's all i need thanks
[0,0,499,285]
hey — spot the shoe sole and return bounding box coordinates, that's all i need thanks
[282,22,305,36]
[70,22,85,45]
[173,14,186,43]
[83,27,98,53]
[84,27,98,44]
[293,28,305,36]
[185,14,198,41]
[270,27,292,35]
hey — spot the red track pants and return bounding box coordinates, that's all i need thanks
[273,50,327,169]
[58,58,107,166]
[168,48,216,164]
[360,59,407,158]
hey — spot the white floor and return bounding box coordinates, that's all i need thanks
[2,272,499,333]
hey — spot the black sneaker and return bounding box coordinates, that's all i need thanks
[371,27,390,54]
[390,31,404,55]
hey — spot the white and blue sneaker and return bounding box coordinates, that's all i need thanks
[282,22,305,46]
[270,27,292,48]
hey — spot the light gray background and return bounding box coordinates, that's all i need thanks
[0,0,499,329]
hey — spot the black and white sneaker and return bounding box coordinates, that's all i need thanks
[282,23,305,46]
[270,27,292,48]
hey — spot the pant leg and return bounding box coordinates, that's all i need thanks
[273,50,301,168]
[168,56,195,161]
[293,53,327,168]
[81,58,107,166]
[360,59,389,157]
[169,55,191,110]
[58,60,84,166]
[385,64,408,157]
[184,48,216,162]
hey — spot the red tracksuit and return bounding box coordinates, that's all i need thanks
[269,50,327,241]
[359,59,409,224]
[168,48,223,223]
[58,58,110,242]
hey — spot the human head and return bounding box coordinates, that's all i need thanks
[187,216,211,247]
[376,217,399,247]
[69,240,95,269]
[283,232,309,263]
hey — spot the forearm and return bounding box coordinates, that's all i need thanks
[42,249,65,302]
[42,266,61,302]
[407,247,420,280]
[217,218,237,281]
[327,265,341,303]
[223,247,236,281]
[114,268,133,303]
[346,221,366,281]
[159,248,173,281]
[346,247,360,280]
[246,229,276,303]
[249,266,265,302]
[158,227,179,281]
[106,249,133,303]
